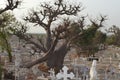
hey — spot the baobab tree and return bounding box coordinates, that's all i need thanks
[13,0,106,72]
[13,0,82,70]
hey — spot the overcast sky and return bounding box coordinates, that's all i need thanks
[81,0,120,26]
[0,0,120,33]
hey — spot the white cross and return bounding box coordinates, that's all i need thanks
[56,66,75,80]
[48,68,55,80]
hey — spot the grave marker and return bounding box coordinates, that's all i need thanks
[119,63,120,70]
[48,68,56,80]
[56,66,74,80]
[90,60,97,80]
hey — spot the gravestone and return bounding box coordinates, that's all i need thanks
[90,60,97,80]
[56,66,74,80]
[48,68,56,80]
[15,54,22,67]
[119,63,120,69]
[105,64,116,80]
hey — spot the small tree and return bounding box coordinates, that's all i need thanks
[69,16,107,57]
[0,0,20,79]
[0,12,16,62]
[0,0,20,61]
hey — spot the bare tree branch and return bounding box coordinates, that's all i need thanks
[16,33,47,53]
[90,15,107,28]
[24,12,47,30]
[37,36,46,50]
[22,36,58,68]
[0,0,21,14]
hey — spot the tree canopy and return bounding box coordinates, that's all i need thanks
[106,25,120,46]
[66,16,107,56]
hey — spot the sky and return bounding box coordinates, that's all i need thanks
[80,0,120,26]
[0,0,120,33]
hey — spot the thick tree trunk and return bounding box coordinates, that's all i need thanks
[47,43,68,72]
[22,38,58,68]
[22,41,68,72]
[46,28,52,50]
[22,48,54,68]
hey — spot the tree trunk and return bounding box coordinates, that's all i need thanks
[47,43,68,72]
[22,38,58,68]
[0,64,2,80]
[46,28,52,50]
[22,40,68,73]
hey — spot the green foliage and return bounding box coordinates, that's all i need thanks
[93,31,107,44]
[67,23,82,39]
[106,35,116,45]
[106,25,120,46]
[0,12,15,62]
[69,23,106,56]
[0,31,12,61]
[0,12,15,27]
[75,24,99,47]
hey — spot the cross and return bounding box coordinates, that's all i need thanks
[56,66,75,80]
[48,68,55,78]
